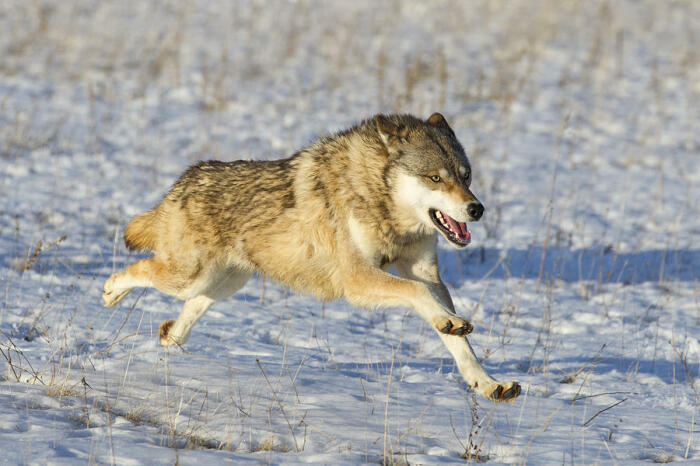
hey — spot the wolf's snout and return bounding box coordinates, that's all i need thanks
[467,202,484,221]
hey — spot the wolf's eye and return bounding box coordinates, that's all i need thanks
[429,175,442,183]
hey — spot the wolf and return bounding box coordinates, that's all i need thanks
[103,113,520,402]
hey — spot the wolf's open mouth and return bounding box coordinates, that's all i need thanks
[429,209,471,246]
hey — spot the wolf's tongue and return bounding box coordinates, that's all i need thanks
[441,211,471,242]
[456,222,471,241]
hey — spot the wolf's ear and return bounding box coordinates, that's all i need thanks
[375,115,409,148]
[427,112,455,135]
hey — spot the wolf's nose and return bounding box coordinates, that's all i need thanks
[467,202,484,220]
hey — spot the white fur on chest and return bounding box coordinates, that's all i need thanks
[347,214,382,264]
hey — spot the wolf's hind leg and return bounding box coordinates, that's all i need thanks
[104,257,203,306]
[159,270,252,347]
[103,258,158,307]
[159,295,215,347]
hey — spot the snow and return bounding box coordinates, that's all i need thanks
[0,0,698,463]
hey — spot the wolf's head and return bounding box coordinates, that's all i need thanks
[377,113,484,248]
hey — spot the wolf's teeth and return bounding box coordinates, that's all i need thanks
[435,211,458,235]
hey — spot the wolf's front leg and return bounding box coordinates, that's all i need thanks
[395,249,520,402]
[438,332,521,402]
[415,283,520,401]
[343,264,519,401]
[343,267,473,336]
[424,283,520,401]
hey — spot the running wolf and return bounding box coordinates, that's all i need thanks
[103,113,521,402]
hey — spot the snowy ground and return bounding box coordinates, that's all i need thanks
[0,0,698,463]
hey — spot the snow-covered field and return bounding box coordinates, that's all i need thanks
[1,0,698,463]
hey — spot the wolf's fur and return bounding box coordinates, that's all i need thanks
[104,113,520,402]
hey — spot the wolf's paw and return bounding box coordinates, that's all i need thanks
[434,315,473,336]
[158,320,177,346]
[102,276,131,307]
[485,381,521,403]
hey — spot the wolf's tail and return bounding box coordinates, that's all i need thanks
[124,209,158,252]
